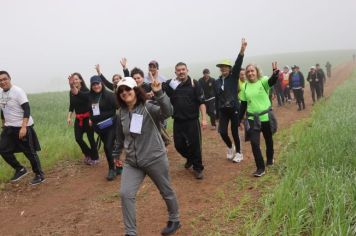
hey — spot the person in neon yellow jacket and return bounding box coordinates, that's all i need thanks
[239,62,280,177]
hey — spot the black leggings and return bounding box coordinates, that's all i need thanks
[74,118,98,160]
[218,107,241,153]
[292,89,305,108]
[205,99,216,127]
[95,125,116,170]
[248,120,274,171]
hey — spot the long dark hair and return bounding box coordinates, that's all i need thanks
[116,86,147,108]
[72,72,89,91]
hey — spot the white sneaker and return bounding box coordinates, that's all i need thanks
[232,152,243,163]
[226,146,235,160]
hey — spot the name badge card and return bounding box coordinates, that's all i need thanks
[130,113,143,134]
[92,103,100,116]
[169,79,181,90]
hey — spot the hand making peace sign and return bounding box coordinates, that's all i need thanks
[150,72,162,92]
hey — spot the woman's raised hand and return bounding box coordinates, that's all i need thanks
[240,38,248,54]
[120,58,127,69]
[95,64,101,75]
[150,72,162,92]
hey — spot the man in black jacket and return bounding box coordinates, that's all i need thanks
[165,62,207,180]
[199,68,217,129]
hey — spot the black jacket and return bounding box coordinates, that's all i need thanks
[165,77,204,121]
[75,86,117,124]
[198,77,216,100]
[215,54,244,110]
[69,87,91,114]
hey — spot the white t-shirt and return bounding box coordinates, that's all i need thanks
[144,74,167,83]
[0,85,34,127]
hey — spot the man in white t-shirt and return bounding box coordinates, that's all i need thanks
[0,71,44,185]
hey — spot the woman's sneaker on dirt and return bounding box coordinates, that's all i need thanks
[31,174,45,185]
[83,156,91,165]
[232,152,243,163]
[10,168,28,182]
[88,159,99,166]
[106,169,116,181]
[253,169,265,177]
[226,146,235,160]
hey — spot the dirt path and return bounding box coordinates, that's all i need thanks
[0,63,354,236]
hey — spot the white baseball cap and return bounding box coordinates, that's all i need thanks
[117,77,137,89]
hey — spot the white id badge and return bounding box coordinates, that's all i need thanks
[92,103,100,116]
[169,79,180,90]
[130,113,143,134]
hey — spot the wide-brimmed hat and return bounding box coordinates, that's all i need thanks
[216,59,232,68]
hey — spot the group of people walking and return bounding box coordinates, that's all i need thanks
[1,37,335,236]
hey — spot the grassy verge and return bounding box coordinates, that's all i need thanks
[249,70,356,235]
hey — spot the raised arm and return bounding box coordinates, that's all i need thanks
[150,72,172,120]
[95,64,114,91]
[268,62,280,87]
[231,38,248,79]
[120,58,130,77]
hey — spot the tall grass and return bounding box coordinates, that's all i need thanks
[250,70,356,235]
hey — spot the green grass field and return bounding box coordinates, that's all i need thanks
[247,69,356,235]
[0,50,353,183]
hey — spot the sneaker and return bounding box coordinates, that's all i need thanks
[161,221,181,236]
[88,159,99,166]
[194,170,204,180]
[10,168,28,182]
[30,174,45,185]
[106,169,116,181]
[83,156,91,165]
[253,169,265,177]
[232,152,243,163]
[226,146,235,160]
[266,159,274,166]
[184,160,193,169]
[116,166,123,175]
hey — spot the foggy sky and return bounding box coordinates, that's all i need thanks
[1,0,355,93]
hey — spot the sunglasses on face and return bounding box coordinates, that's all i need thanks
[118,86,132,94]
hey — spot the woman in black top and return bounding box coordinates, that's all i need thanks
[69,75,118,181]
[67,73,99,165]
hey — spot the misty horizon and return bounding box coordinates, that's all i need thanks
[1,0,355,93]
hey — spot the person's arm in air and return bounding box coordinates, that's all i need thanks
[268,62,280,87]
[150,74,173,120]
[95,64,114,91]
[231,38,248,80]
[120,58,130,77]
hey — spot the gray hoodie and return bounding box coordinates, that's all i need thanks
[116,90,172,167]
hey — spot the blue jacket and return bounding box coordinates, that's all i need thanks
[289,71,305,89]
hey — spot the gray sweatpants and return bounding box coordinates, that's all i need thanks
[120,157,180,236]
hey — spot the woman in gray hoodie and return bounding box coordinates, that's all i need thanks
[115,76,180,236]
